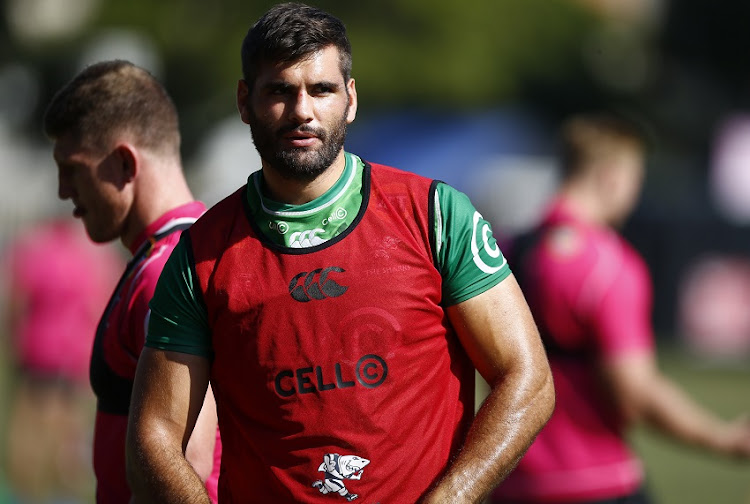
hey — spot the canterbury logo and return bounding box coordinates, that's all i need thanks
[289,267,348,302]
[289,228,325,248]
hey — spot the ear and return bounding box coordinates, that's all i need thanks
[237,79,252,125]
[114,144,138,183]
[346,78,358,124]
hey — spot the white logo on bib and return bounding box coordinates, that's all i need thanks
[289,228,326,248]
[471,211,504,274]
[312,453,370,501]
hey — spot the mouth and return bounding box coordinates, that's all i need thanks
[282,132,319,148]
[280,126,324,148]
[72,204,85,218]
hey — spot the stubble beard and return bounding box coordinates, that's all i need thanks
[249,107,349,183]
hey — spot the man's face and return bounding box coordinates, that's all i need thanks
[238,45,357,181]
[53,134,132,244]
[604,147,645,227]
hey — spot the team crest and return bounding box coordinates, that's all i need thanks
[312,453,370,501]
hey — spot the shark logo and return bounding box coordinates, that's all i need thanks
[312,453,370,501]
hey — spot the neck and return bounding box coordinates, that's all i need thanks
[121,160,195,250]
[261,150,346,205]
[558,181,609,226]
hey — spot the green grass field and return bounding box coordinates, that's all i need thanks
[477,344,750,504]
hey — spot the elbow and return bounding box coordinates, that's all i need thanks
[516,365,555,453]
[608,374,660,427]
[537,365,556,429]
[125,426,142,494]
[125,414,168,497]
[125,416,151,495]
[612,391,650,427]
[505,358,556,437]
[617,399,645,427]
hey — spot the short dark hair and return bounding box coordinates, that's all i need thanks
[43,60,180,156]
[241,3,352,89]
[559,112,646,180]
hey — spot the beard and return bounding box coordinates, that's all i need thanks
[248,107,349,183]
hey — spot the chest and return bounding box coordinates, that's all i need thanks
[201,206,452,399]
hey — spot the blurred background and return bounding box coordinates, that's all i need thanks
[1,0,749,502]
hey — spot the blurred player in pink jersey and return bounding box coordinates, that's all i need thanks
[3,217,122,502]
[492,112,750,504]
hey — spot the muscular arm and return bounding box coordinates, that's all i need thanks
[601,352,750,458]
[126,348,212,503]
[421,275,555,504]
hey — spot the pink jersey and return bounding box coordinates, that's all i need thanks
[88,202,221,504]
[4,219,122,383]
[493,198,653,503]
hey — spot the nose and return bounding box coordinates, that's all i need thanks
[288,91,313,124]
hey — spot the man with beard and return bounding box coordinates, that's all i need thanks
[126,3,555,503]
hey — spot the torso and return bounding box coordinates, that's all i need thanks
[90,202,210,504]
[191,164,475,503]
[494,199,651,503]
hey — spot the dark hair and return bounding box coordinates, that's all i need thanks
[559,112,646,179]
[43,60,180,156]
[241,3,352,88]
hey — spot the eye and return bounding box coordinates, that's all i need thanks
[267,83,292,96]
[311,83,338,96]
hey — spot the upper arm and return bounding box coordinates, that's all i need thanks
[588,243,654,357]
[128,348,211,454]
[586,244,657,419]
[446,274,550,387]
[434,182,548,385]
[126,348,212,498]
[428,275,554,504]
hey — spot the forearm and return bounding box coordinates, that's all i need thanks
[127,426,210,504]
[640,372,738,454]
[421,368,555,504]
[605,353,746,456]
